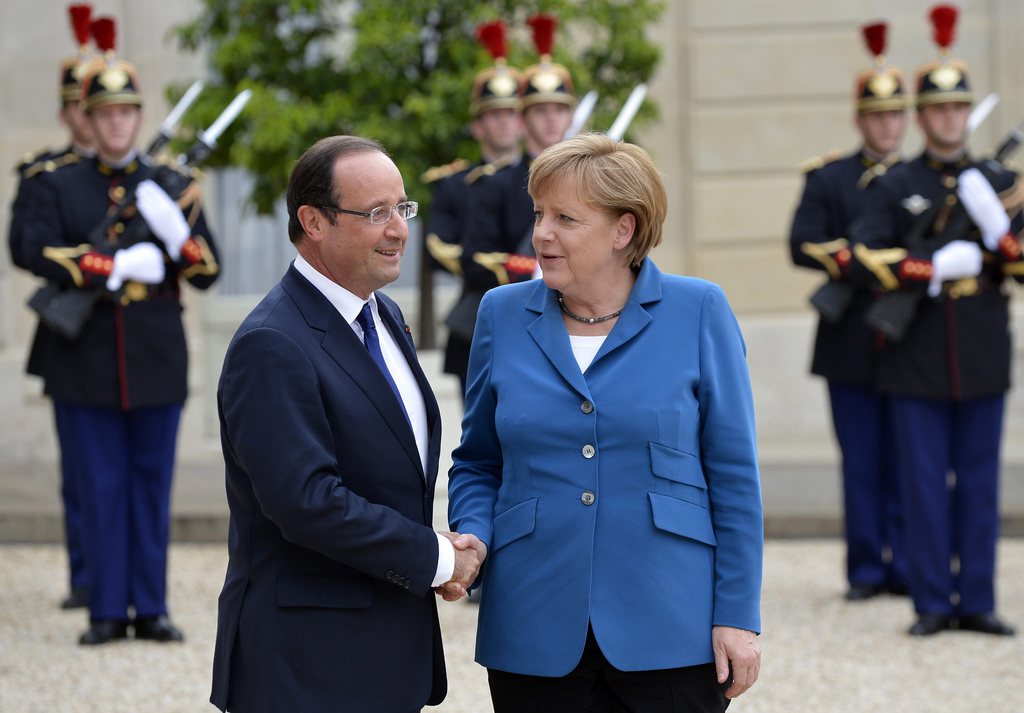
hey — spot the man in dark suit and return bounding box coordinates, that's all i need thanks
[210,135,486,712]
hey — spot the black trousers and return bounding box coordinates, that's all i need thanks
[488,627,730,713]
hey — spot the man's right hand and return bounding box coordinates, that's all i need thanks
[436,533,486,602]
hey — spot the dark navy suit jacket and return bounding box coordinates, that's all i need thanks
[211,264,446,712]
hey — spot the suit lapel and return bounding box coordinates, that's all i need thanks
[591,260,661,366]
[526,260,663,388]
[525,283,591,398]
[282,267,424,478]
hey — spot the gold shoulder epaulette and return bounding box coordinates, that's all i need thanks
[21,151,82,180]
[421,158,471,184]
[465,154,518,185]
[799,149,842,174]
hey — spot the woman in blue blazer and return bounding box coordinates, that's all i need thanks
[447,134,763,712]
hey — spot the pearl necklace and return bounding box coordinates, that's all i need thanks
[557,292,624,324]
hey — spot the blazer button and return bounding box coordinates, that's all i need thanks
[582,444,596,459]
[581,491,596,505]
[580,400,594,414]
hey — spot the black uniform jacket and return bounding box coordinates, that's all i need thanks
[19,154,219,410]
[851,152,1024,400]
[789,149,896,385]
[459,156,533,296]
[424,160,475,276]
[8,145,83,269]
[439,156,523,342]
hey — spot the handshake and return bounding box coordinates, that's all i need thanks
[436,532,487,602]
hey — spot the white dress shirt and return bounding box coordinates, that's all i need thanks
[293,255,454,586]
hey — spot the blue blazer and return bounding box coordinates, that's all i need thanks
[449,259,763,676]
[211,265,446,712]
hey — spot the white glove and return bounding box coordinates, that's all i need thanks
[106,242,166,291]
[957,168,1010,251]
[135,179,190,260]
[928,240,983,297]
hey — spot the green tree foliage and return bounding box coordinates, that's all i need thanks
[170,0,663,214]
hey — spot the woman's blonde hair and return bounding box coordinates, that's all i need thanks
[527,133,667,267]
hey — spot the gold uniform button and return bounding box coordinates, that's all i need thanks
[112,186,127,200]
[942,175,957,188]
[582,445,595,459]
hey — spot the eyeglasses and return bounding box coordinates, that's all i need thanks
[317,201,419,225]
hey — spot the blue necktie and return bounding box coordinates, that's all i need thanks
[356,302,410,425]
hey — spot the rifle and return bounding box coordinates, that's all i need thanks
[864,116,1024,342]
[144,80,204,157]
[809,97,1004,326]
[28,89,252,340]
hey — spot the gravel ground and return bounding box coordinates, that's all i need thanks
[1,539,1022,713]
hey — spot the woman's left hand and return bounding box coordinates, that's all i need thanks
[712,625,761,698]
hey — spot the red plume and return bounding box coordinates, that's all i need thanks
[68,4,92,46]
[91,17,115,54]
[476,21,507,61]
[861,22,887,58]
[527,14,557,56]
[929,4,958,49]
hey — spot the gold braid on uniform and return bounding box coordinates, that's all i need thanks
[800,238,849,280]
[180,235,219,279]
[473,251,512,285]
[465,154,518,185]
[999,178,1024,219]
[858,154,900,190]
[798,150,842,174]
[42,244,93,287]
[853,244,907,291]
[421,159,470,184]
[21,152,82,180]
[425,233,463,276]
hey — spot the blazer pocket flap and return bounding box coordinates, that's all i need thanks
[649,493,718,547]
[490,498,538,553]
[650,442,707,489]
[276,574,374,609]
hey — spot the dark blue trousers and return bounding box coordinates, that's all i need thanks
[828,382,906,589]
[889,394,1003,616]
[59,402,181,622]
[52,400,88,592]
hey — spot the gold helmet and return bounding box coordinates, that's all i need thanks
[470,21,521,117]
[854,22,908,113]
[59,4,94,103]
[80,17,143,113]
[519,14,576,110]
[915,4,972,108]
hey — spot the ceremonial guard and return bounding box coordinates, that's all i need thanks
[424,20,522,397]
[19,18,220,645]
[7,4,97,610]
[852,5,1021,636]
[788,22,908,601]
[459,14,577,309]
